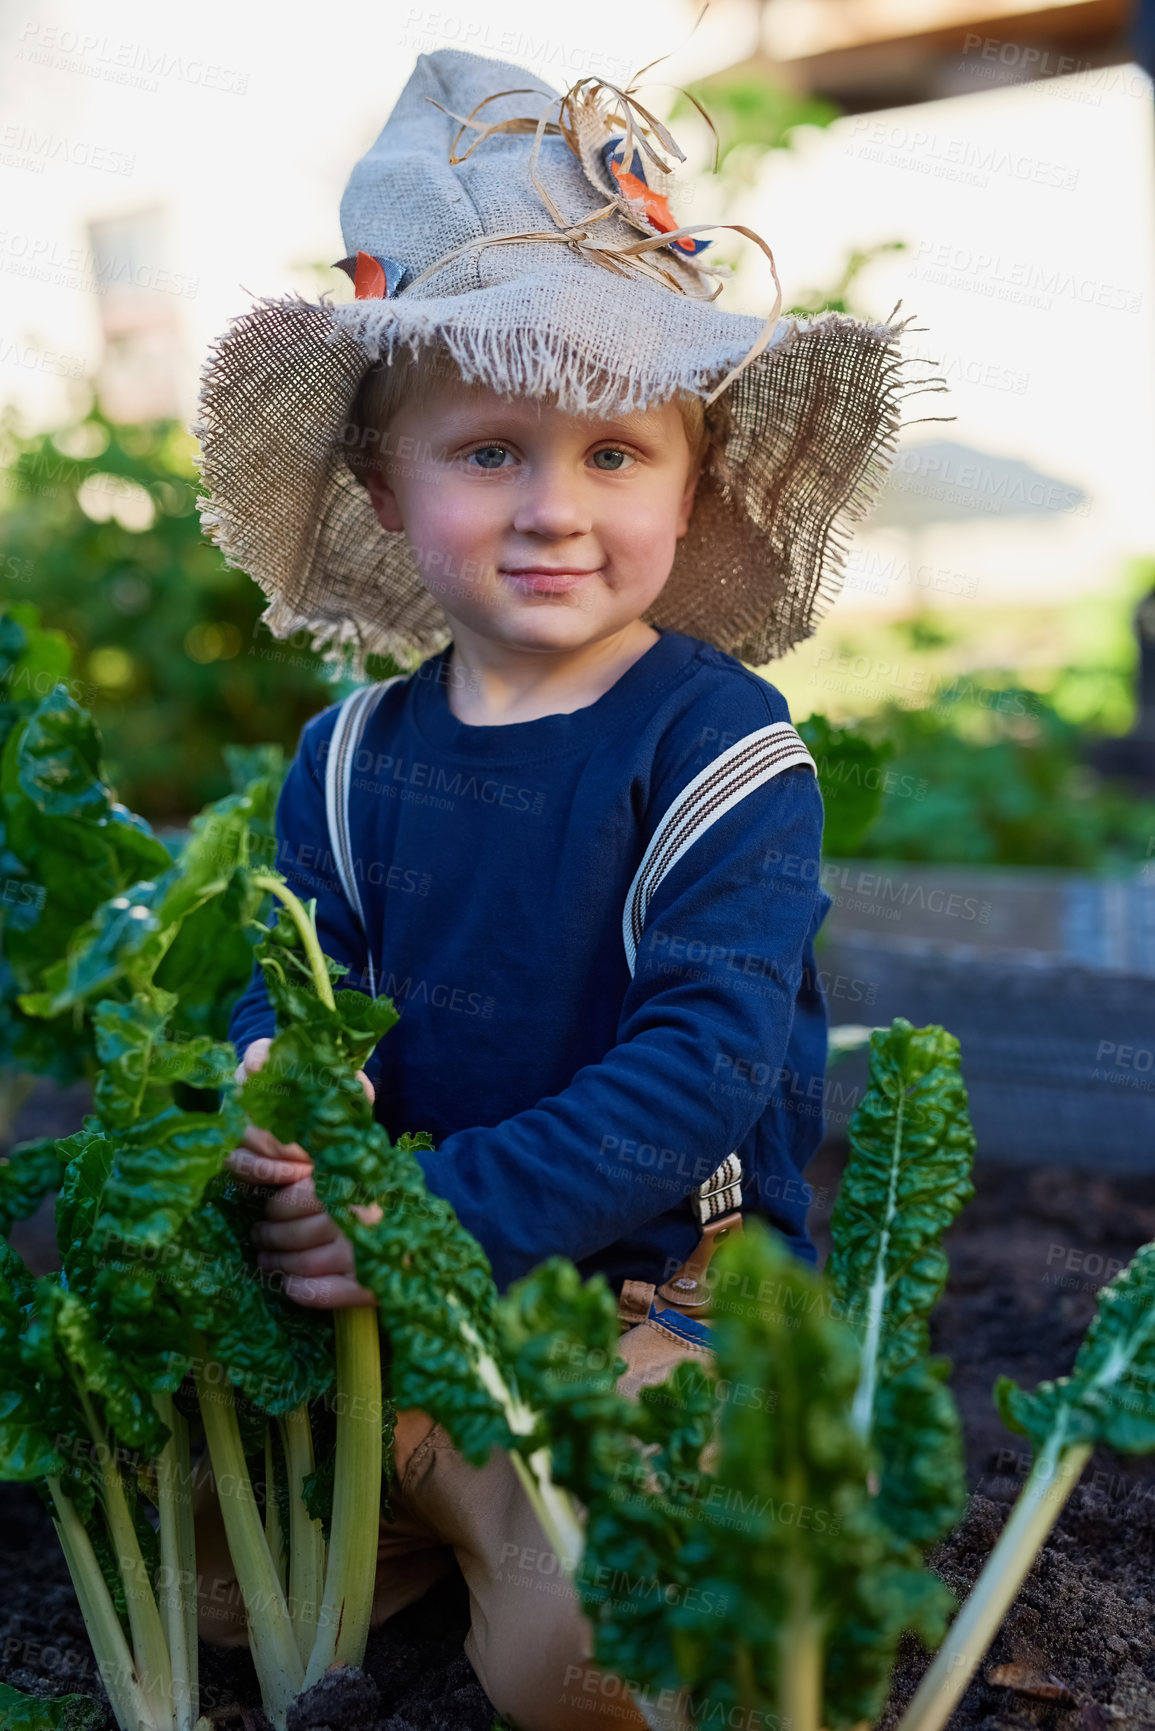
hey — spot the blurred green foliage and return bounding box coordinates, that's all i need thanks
[669,74,839,180]
[668,73,906,318]
[852,689,1155,870]
[800,713,894,857]
[786,240,912,318]
[0,403,348,820]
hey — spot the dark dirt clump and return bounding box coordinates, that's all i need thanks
[4,1073,1155,1730]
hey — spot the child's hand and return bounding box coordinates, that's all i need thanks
[251,1172,382,1310]
[227,1038,381,1307]
[226,1038,376,1188]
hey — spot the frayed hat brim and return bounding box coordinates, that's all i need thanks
[194,278,949,680]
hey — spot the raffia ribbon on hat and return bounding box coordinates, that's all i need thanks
[401,73,783,409]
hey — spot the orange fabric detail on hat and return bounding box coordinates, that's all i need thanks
[353,251,387,299]
[609,160,696,254]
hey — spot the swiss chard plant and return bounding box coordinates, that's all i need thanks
[897,1238,1155,1731]
[560,1021,1155,1731]
[0,602,284,1094]
[556,1019,975,1731]
[0,716,333,1731]
[0,657,620,1730]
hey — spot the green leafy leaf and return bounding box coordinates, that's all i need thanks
[828,1020,975,1422]
[0,1244,64,1481]
[54,1124,114,1299]
[578,1224,954,1727]
[826,1020,974,1562]
[0,1138,64,1236]
[0,1682,107,1731]
[873,1357,967,1547]
[88,996,244,1249]
[997,1240,1155,1456]
[23,1280,167,1457]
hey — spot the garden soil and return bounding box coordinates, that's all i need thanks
[4,1082,1155,1731]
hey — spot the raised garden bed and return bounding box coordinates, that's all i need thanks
[820,860,1155,1168]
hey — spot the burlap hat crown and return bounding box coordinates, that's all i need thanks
[194,48,949,679]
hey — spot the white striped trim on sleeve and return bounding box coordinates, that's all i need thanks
[620,721,817,1226]
[622,722,816,976]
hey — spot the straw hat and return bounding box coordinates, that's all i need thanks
[194,48,948,679]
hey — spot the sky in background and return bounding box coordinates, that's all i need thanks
[2,0,1153,631]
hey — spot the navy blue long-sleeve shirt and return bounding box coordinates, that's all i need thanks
[228,627,832,1293]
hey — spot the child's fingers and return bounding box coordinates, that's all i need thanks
[252,1213,338,1253]
[237,1039,374,1107]
[225,1122,313,1187]
[257,1241,353,1279]
[282,1273,378,1310]
[226,1146,312,1188]
[349,1201,384,1227]
[264,1176,324,1221]
[234,1037,273,1087]
[241,1124,311,1164]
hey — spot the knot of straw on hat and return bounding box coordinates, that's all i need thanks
[400,72,784,408]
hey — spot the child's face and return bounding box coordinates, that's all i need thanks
[362,374,701,655]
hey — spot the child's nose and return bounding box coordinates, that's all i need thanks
[510,469,593,539]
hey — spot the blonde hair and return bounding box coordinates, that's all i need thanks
[342,338,732,488]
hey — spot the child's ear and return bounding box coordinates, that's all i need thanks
[675,459,703,540]
[364,462,405,533]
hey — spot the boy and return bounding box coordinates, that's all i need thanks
[195,46,924,1731]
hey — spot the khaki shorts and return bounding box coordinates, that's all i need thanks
[194,1289,714,1731]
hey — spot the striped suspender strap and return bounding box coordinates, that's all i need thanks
[621,722,817,1224]
[322,676,406,998]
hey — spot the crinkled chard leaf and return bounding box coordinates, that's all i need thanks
[88,997,245,1249]
[0,695,171,1004]
[497,1257,631,1484]
[307,1091,509,1465]
[872,1356,967,1548]
[23,1280,168,1458]
[827,1018,974,1551]
[0,1244,64,1481]
[829,1020,975,1382]
[54,1124,114,1299]
[0,1681,107,1731]
[0,1137,64,1237]
[577,1225,954,1728]
[997,1239,1155,1455]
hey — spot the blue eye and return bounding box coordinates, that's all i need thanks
[467,445,512,470]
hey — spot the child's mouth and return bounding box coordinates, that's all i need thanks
[501,569,601,593]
